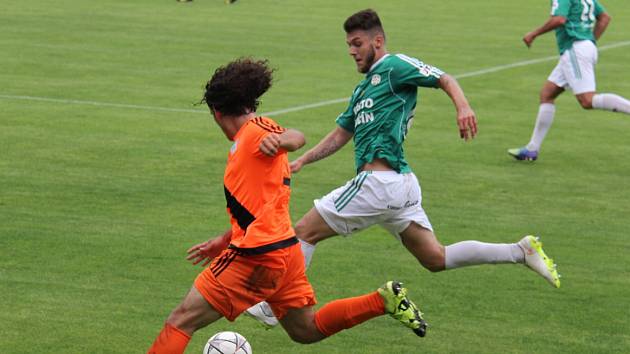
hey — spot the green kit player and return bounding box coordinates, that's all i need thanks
[244,9,560,328]
[509,0,630,161]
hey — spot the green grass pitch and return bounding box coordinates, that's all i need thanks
[1,0,630,353]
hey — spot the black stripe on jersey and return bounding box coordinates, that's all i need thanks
[228,236,298,256]
[254,117,284,133]
[254,119,284,134]
[211,250,237,278]
[224,186,256,232]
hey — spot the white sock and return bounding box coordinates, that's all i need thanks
[444,241,525,270]
[526,103,556,151]
[299,239,316,268]
[592,93,630,114]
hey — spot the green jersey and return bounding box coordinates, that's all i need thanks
[551,0,606,54]
[336,54,443,174]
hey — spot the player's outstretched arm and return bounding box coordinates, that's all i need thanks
[594,12,611,40]
[186,229,232,267]
[438,74,477,141]
[260,129,306,156]
[290,126,353,173]
[523,16,566,47]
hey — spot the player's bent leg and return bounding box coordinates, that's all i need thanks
[279,306,327,344]
[399,222,445,272]
[166,286,223,334]
[592,93,630,114]
[295,206,338,269]
[295,207,339,245]
[148,287,222,354]
[444,239,524,269]
[540,80,565,104]
[575,92,595,109]
[283,284,424,343]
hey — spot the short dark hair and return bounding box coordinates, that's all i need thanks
[202,58,274,116]
[343,9,384,35]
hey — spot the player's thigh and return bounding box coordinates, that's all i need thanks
[279,306,326,344]
[167,286,223,333]
[399,222,445,272]
[295,206,338,244]
[575,91,596,109]
[540,80,565,103]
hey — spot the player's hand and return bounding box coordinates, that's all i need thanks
[186,237,228,267]
[457,107,478,141]
[290,158,305,173]
[523,32,536,48]
[260,133,281,156]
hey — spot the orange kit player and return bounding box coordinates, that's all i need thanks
[147,58,427,353]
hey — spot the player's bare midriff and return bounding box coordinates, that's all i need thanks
[360,158,393,172]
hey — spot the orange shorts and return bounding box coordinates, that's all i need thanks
[194,242,316,321]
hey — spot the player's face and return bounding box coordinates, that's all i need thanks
[346,30,378,73]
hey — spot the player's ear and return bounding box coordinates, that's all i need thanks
[373,33,385,49]
[213,108,223,120]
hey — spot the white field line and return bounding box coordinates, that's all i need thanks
[1,40,629,117]
[0,94,207,114]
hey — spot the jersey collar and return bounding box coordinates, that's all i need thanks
[367,53,390,74]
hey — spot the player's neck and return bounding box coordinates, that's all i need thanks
[368,51,388,72]
[221,112,256,141]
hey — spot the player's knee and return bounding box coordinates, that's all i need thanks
[166,304,199,334]
[286,328,319,344]
[540,91,556,104]
[578,97,593,109]
[422,260,445,273]
[166,309,188,332]
[295,219,319,244]
[419,248,446,272]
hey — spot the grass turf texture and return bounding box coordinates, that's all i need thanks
[1,0,630,353]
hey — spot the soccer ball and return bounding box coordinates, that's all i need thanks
[203,331,252,354]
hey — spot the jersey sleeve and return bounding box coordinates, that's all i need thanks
[335,99,355,133]
[594,0,606,16]
[551,0,570,17]
[392,54,444,89]
[252,116,286,135]
[251,117,287,156]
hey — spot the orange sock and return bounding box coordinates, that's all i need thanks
[314,291,385,337]
[147,323,191,354]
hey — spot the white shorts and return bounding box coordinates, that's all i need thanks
[314,171,433,240]
[548,40,598,94]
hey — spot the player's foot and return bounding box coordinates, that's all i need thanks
[508,147,538,161]
[244,301,278,329]
[378,281,427,337]
[225,0,238,4]
[177,0,193,2]
[518,235,560,288]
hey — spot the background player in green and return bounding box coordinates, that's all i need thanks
[508,0,630,161]
[245,8,561,327]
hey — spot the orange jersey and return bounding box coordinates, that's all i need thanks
[223,116,294,249]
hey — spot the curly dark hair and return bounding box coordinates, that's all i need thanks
[202,58,274,116]
[343,9,384,35]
